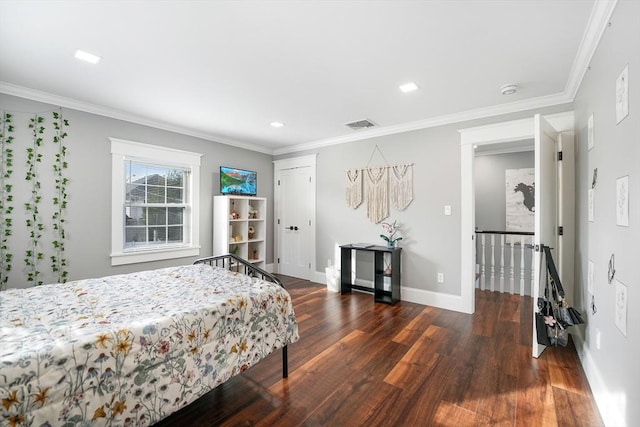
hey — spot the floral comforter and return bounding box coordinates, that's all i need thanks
[0,264,299,426]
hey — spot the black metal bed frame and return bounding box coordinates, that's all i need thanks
[193,254,289,378]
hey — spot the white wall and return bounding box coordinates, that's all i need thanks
[0,94,275,288]
[572,1,639,425]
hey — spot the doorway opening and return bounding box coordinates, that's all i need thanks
[459,112,574,357]
[474,142,535,297]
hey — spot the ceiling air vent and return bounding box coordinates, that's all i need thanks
[345,119,377,130]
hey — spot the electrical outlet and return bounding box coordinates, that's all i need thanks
[437,273,444,283]
[444,205,452,216]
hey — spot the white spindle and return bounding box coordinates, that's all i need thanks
[490,234,496,292]
[480,234,486,290]
[509,239,515,294]
[520,236,526,296]
[499,234,505,293]
[529,237,535,296]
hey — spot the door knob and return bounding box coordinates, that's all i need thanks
[288,226,299,231]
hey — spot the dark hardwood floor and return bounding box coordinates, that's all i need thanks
[155,277,603,426]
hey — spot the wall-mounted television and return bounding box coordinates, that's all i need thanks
[220,166,257,196]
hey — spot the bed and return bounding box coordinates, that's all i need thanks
[0,254,299,426]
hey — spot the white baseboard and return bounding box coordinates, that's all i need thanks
[312,270,325,284]
[313,272,373,288]
[401,286,469,312]
[315,271,468,312]
[572,330,626,427]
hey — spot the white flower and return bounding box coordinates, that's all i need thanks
[380,220,403,243]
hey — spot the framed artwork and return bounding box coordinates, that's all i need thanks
[616,175,629,226]
[588,113,594,150]
[588,259,594,295]
[505,168,535,234]
[615,280,627,336]
[616,65,629,124]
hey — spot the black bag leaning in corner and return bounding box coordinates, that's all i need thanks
[540,268,569,347]
[535,251,554,346]
[536,298,552,346]
[543,245,585,328]
[536,245,584,347]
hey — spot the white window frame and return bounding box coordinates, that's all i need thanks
[110,138,202,266]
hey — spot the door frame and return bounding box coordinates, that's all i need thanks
[458,111,574,314]
[273,154,317,279]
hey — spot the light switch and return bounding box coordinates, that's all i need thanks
[444,205,452,216]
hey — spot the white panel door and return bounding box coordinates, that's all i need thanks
[277,166,312,278]
[533,114,558,358]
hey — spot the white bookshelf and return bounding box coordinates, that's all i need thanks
[213,195,266,268]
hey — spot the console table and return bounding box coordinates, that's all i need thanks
[340,244,402,305]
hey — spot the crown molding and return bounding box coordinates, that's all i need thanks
[458,111,575,147]
[0,81,274,155]
[563,0,618,100]
[274,92,572,155]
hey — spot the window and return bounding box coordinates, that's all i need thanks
[124,162,187,249]
[111,138,202,265]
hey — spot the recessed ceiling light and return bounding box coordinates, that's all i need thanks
[74,49,101,64]
[270,121,285,128]
[399,82,419,93]
[500,84,518,95]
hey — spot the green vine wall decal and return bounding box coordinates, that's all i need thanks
[0,112,15,290]
[51,110,69,282]
[25,114,45,285]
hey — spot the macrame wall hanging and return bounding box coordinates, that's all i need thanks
[345,145,414,223]
[345,168,363,208]
[366,166,389,224]
[390,164,413,210]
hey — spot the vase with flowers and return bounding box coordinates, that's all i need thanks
[380,220,403,249]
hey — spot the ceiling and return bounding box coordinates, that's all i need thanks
[0,1,614,155]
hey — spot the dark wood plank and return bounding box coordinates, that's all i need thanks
[519,294,534,346]
[392,305,437,345]
[155,279,603,427]
[433,400,491,426]
[390,354,455,425]
[543,337,594,395]
[384,324,450,392]
[553,386,605,427]
[472,290,500,337]
[499,293,521,322]
[514,344,559,427]
[306,340,407,426]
